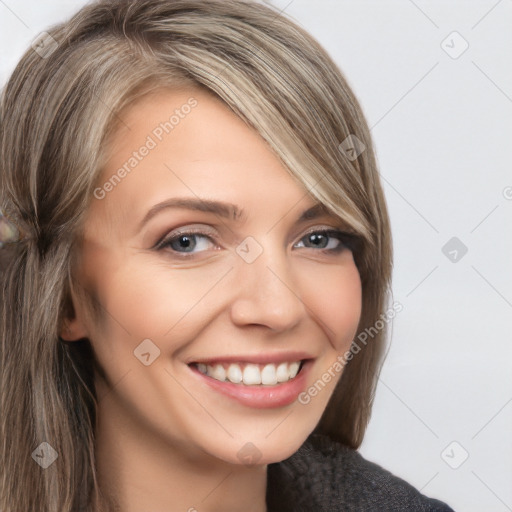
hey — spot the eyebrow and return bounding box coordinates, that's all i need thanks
[138,197,334,231]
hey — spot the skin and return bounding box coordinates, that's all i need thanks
[61,87,362,512]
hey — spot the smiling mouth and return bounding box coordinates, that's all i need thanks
[189,360,306,386]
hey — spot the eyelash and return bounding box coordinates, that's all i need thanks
[155,226,358,257]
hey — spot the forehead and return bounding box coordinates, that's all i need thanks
[85,87,319,239]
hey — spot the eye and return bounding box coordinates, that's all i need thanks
[155,226,358,257]
[294,228,355,253]
[156,229,218,255]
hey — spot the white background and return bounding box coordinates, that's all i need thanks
[1,1,511,511]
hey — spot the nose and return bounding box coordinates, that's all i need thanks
[229,238,306,332]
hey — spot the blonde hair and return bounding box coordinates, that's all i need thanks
[0,0,392,510]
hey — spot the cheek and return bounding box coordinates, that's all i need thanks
[82,245,361,355]
[300,257,362,350]
[83,248,234,341]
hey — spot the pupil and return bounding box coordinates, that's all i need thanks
[310,233,326,248]
[177,235,194,251]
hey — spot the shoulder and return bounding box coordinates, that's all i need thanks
[266,433,455,512]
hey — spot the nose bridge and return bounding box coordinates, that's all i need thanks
[230,234,305,329]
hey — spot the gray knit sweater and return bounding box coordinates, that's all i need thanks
[266,433,455,511]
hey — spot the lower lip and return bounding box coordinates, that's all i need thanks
[189,360,313,409]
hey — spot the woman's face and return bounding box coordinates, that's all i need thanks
[70,87,362,466]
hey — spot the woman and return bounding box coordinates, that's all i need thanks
[0,0,455,510]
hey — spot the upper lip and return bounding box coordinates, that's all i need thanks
[187,351,315,366]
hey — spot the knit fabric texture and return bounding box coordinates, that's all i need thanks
[266,433,455,511]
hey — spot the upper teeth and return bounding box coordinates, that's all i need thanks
[196,361,302,386]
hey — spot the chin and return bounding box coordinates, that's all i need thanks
[203,423,316,467]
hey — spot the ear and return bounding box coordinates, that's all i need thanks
[59,291,89,342]
[60,317,88,341]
